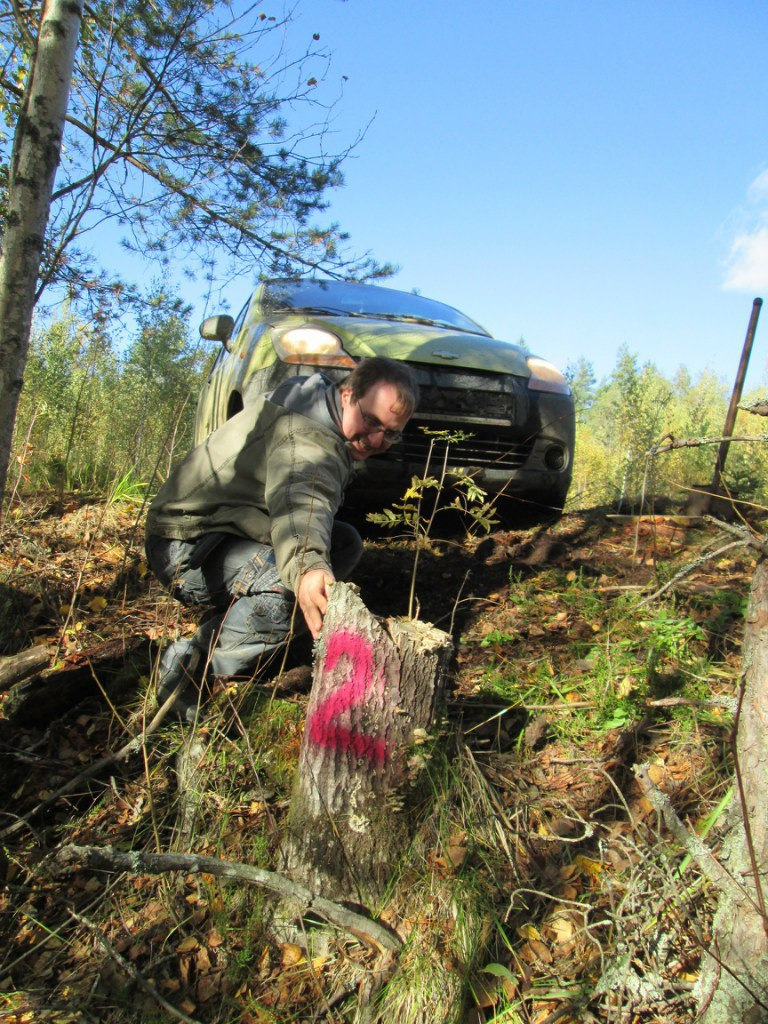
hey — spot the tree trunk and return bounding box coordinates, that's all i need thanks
[0,644,50,691]
[696,557,768,1022]
[0,0,83,502]
[281,582,452,903]
[3,636,149,725]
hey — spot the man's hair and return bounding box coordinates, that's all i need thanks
[341,357,419,417]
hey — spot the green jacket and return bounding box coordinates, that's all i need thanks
[146,389,354,593]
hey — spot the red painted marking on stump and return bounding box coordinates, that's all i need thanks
[307,629,388,765]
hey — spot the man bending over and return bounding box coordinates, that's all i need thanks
[145,356,419,723]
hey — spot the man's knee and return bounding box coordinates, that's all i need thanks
[209,590,294,677]
[145,535,209,606]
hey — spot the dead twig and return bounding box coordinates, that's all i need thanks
[703,516,768,555]
[649,695,738,714]
[648,433,768,456]
[57,844,403,953]
[633,763,751,907]
[636,539,744,609]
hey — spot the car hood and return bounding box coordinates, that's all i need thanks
[276,313,533,377]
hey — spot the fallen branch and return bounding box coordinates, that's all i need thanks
[4,636,148,724]
[649,695,738,714]
[633,763,745,904]
[57,844,402,953]
[635,539,744,608]
[703,516,768,555]
[0,645,50,692]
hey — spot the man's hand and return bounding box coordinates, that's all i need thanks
[297,568,335,639]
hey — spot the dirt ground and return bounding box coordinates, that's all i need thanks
[0,496,760,1023]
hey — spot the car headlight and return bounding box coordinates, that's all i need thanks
[526,356,571,395]
[273,327,357,368]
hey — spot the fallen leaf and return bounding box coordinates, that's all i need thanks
[529,938,553,964]
[446,844,467,869]
[196,971,221,1002]
[617,674,636,697]
[280,943,304,967]
[547,914,574,943]
[471,974,499,1008]
[573,854,602,878]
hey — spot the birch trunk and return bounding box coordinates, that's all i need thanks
[281,582,452,903]
[696,557,768,1022]
[0,0,83,501]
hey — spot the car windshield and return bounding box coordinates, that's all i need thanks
[261,279,489,336]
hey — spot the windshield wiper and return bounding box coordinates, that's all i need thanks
[365,312,475,331]
[268,305,348,317]
[269,306,478,332]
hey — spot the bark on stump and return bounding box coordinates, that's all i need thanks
[696,556,768,1023]
[281,582,452,903]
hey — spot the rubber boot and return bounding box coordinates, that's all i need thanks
[156,637,207,725]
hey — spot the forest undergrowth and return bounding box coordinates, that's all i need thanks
[0,491,762,1023]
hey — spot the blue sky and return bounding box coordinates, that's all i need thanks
[254,0,768,389]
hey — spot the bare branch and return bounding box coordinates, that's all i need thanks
[649,433,768,457]
[10,0,36,51]
[57,844,403,952]
[636,539,745,608]
[54,111,347,278]
[633,763,745,903]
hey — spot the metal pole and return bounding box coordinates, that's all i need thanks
[711,297,763,494]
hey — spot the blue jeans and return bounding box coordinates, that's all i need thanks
[145,523,363,677]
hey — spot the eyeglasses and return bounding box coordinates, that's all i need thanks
[356,400,403,444]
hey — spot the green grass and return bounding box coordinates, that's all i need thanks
[467,565,717,742]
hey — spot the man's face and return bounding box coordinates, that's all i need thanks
[340,382,411,462]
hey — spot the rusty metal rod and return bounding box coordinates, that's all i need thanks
[711,297,763,493]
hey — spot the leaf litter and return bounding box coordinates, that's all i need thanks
[0,495,760,1022]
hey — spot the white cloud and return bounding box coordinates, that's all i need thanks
[723,170,768,292]
[723,226,768,291]
[747,169,768,200]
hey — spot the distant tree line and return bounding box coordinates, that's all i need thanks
[9,291,206,501]
[566,349,768,512]
[9,308,768,515]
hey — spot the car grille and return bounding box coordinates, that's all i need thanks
[415,383,513,420]
[387,372,534,470]
[390,429,534,470]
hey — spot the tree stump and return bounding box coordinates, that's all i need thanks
[696,556,768,1022]
[281,582,452,903]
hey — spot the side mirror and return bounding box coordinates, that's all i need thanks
[199,314,236,350]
